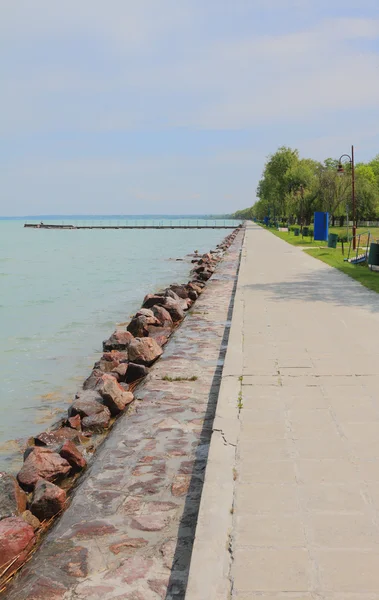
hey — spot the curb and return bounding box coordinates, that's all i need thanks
[185,232,247,599]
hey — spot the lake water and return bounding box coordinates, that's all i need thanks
[0,217,239,471]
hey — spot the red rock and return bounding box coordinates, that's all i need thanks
[120,556,153,585]
[68,391,105,418]
[162,288,181,300]
[128,337,163,366]
[34,427,81,447]
[81,411,111,432]
[126,315,149,337]
[58,440,86,470]
[151,305,173,327]
[96,374,134,415]
[146,325,171,346]
[0,472,27,520]
[188,289,198,301]
[111,363,129,381]
[162,297,184,322]
[109,537,148,554]
[188,282,203,294]
[142,294,167,309]
[17,447,71,491]
[13,575,67,600]
[131,514,169,531]
[68,519,117,538]
[171,474,191,496]
[0,516,35,573]
[95,357,120,372]
[50,546,88,578]
[169,284,189,298]
[128,314,160,337]
[125,363,149,383]
[83,369,105,390]
[67,414,81,430]
[30,479,67,520]
[135,308,154,318]
[74,586,115,600]
[103,330,134,351]
[102,350,128,363]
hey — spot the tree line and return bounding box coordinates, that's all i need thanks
[231,147,379,225]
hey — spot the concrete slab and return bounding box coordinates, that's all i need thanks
[185,222,379,599]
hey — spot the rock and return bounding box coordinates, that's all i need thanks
[83,369,104,390]
[67,414,82,430]
[180,298,192,311]
[135,308,155,318]
[81,411,111,432]
[111,362,129,382]
[127,315,152,337]
[161,289,181,301]
[151,305,173,327]
[103,330,134,351]
[0,517,35,574]
[147,326,170,347]
[96,374,134,416]
[58,441,86,470]
[102,350,129,363]
[17,448,71,492]
[124,363,150,383]
[0,472,27,521]
[188,289,198,301]
[21,510,40,531]
[169,284,189,299]
[34,427,81,447]
[142,294,167,309]
[68,391,105,418]
[94,358,119,373]
[188,282,203,294]
[30,479,67,520]
[128,337,163,366]
[162,297,184,322]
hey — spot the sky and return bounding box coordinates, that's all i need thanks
[1,0,379,216]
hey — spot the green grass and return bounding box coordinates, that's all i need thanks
[162,375,198,382]
[304,248,379,294]
[268,226,379,249]
[265,225,379,294]
[269,229,324,247]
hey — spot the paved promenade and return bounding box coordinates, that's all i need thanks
[187,222,379,599]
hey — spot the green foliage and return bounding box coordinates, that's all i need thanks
[249,146,379,225]
[230,207,254,220]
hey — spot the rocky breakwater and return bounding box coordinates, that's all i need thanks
[0,226,242,593]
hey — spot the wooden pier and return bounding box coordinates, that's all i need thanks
[24,223,239,230]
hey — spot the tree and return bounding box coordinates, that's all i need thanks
[355,164,378,220]
[257,147,299,220]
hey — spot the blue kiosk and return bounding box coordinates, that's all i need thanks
[314,212,329,241]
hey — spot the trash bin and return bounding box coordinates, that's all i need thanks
[294,228,300,237]
[328,233,338,248]
[302,226,309,237]
[368,242,379,266]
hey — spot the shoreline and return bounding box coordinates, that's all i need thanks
[0,225,244,597]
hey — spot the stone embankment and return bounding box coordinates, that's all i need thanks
[0,225,243,597]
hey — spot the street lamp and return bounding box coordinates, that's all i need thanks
[299,184,304,233]
[337,145,356,249]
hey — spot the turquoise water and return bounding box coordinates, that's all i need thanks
[0,218,238,471]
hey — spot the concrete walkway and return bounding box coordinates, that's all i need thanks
[187,222,379,599]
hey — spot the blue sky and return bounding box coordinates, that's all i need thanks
[1,0,379,216]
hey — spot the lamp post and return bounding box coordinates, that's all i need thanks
[299,184,304,233]
[337,145,356,249]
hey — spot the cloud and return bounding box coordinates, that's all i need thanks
[1,2,379,214]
